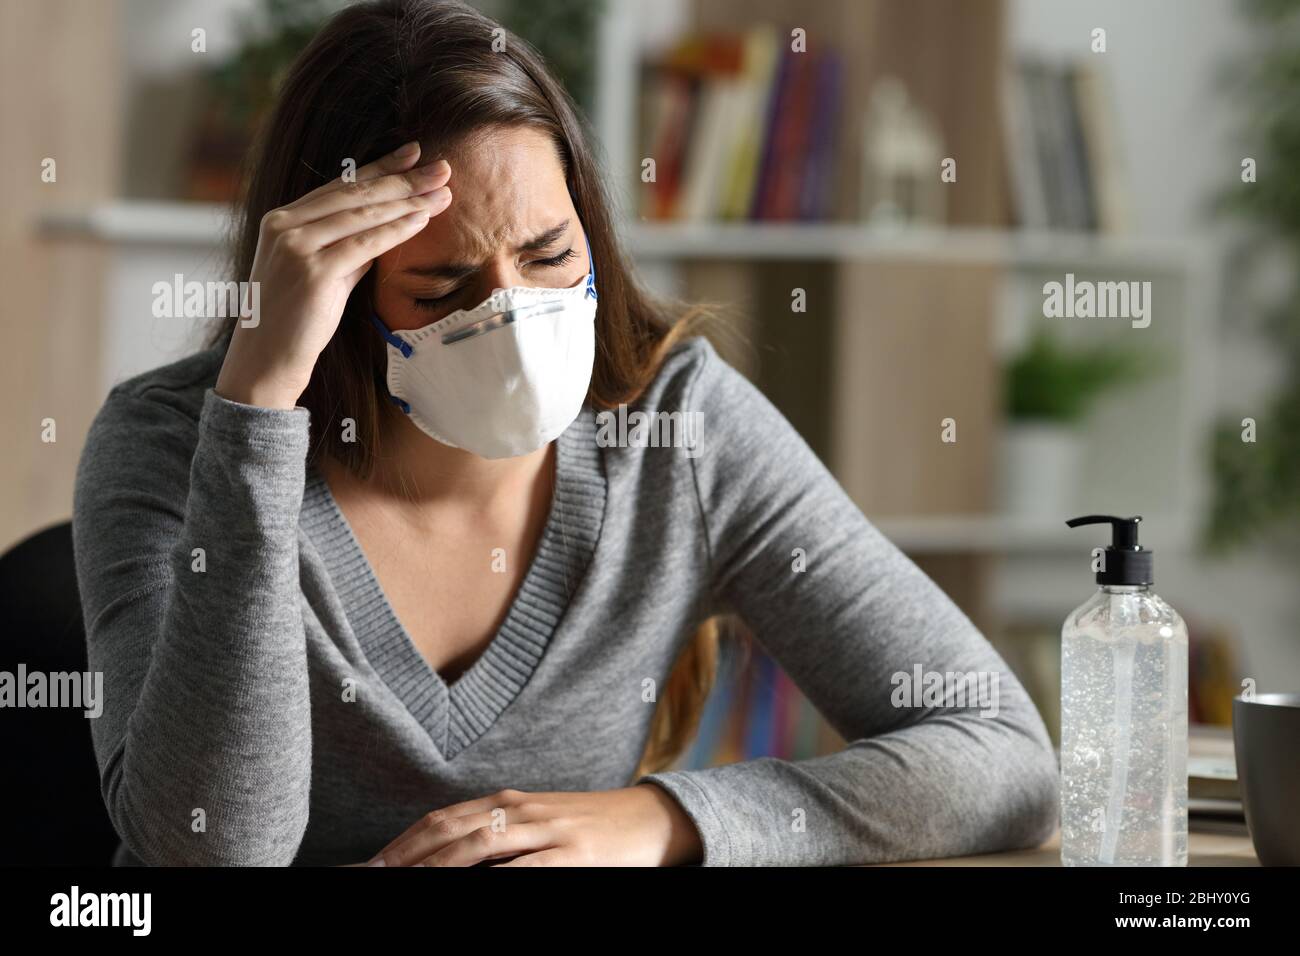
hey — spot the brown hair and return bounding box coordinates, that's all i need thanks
[209,0,720,779]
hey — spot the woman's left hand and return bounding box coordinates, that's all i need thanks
[363,785,703,867]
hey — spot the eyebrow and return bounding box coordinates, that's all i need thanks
[401,219,571,279]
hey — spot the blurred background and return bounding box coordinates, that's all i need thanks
[2,0,1297,786]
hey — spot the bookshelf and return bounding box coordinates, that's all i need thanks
[587,0,1224,768]
[593,0,1219,539]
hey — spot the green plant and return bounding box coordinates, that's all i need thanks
[1005,327,1145,423]
[200,0,605,150]
[206,0,340,130]
[497,0,605,118]
[1207,0,1300,548]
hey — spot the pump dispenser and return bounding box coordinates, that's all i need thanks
[1060,514,1188,866]
[1065,514,1152,586]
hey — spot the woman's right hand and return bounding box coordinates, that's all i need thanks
[215,140,453,409]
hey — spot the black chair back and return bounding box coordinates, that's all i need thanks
[0,522,120,864]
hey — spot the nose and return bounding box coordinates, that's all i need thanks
[478,257,525,298]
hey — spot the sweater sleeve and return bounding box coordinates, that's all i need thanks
[636,341,1060,866]
[72,386,314,866]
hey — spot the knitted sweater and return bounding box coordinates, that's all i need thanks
[71,335,1059,866]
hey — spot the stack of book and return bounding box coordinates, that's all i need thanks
[1002,57,1128,232]
[1188,723,1246,835]
[679,630,844,770]
[638,27,844,222]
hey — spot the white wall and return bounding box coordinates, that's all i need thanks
[1006,0,1300,693]
[1010,0,1250,236]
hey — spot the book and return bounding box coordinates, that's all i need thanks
[719,26,781,220]
[1056,64,1096,230]
[1022,59,1072,229]
[1002,62,1049,229]
[1003,57,1129,232]
[1073,62,1128,232]
[745,39,792,220]
[681,639,737,769]
[1189,755,1241,802]
[745,650,776,758]
[675,34,745,221]
[638,30,847,222]
[643,70,695,220]
[760,47,816,219]
[798,51,843,220]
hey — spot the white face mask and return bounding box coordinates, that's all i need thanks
[370,238,597,459]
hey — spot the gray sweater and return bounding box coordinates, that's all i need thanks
[72,335,1059,866]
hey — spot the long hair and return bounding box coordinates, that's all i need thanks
[209,0,720,779]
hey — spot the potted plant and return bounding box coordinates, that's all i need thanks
[1206,0,1300,549]
[187,0,337,201]
[1000,326,1143,517]
[186,0,603,202]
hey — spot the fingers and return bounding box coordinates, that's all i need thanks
[406,789,530,825]
[272,160,451,233]
[282,140,425,211]
[372,794,549,867]
[368,790,539,865]
[293,187,451,252]
[374,807,499,867]
[416,822,559,867]
[314,189,451,275]
[491,849,567,866]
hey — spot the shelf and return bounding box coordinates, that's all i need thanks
[872,513,1196,554]
[37,202,1204,272]
[623,221,1203,271]
[38,200,231,246]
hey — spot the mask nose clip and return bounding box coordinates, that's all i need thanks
[373,232,597,352]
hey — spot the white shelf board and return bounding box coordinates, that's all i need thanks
[37,201,1202,271]
[872,513,1196,554]
[622,221,1201,271]
[39,200,232,246]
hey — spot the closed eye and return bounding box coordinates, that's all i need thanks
[532,247,577,268]
[411,248,578,311]
[412,289,461,311]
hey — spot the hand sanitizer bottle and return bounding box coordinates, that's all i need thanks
[1060,515,1188,866]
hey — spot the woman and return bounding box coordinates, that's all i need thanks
[72,0,1058,867]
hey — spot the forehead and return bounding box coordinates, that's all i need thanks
[400,125,572,263]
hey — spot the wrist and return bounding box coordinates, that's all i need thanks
[215,355,307,411]
[214,373,301,410]
[636,782,704,866]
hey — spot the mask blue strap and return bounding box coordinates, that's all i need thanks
[369,311,412,414]
[584,235,598,301]
[370,311,413,358]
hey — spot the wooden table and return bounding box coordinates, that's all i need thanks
[871,827,1259,866]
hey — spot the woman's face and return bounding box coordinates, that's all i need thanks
[370,125,589,331]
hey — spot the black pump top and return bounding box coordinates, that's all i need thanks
[1065,514,1153,586]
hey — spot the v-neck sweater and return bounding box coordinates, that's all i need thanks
[71,335,1059,867]
[300,428,607,760]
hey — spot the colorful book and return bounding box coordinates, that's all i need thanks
[760,48,816,219]
[798,51,842,220]
[719,26,781,220]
